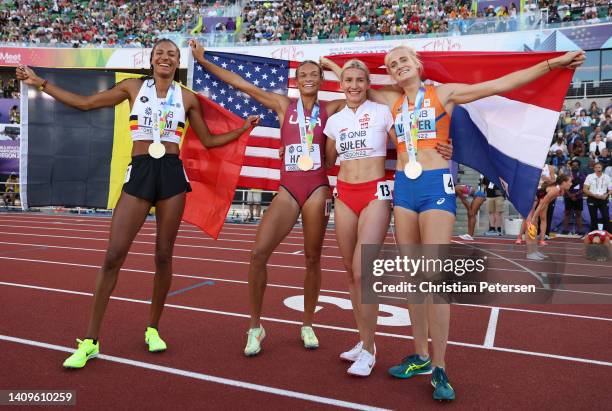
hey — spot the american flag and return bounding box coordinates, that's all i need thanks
[191,51,391,190]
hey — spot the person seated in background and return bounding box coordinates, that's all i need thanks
[589,133,606,159]
[597,147,611,169]
[3,173,18,207]
[551,149,568,171]
[549,133,568,156]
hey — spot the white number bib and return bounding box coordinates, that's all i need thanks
[443,173,455,194]
[376,181,393,200]
[284,143,321,172]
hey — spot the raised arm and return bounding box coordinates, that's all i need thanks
[319,56,400,107]
[16,65,133,111]
[437,51,585,108]
[183,90,259,148]
[189,40,289,116]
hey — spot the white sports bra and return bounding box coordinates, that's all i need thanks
[129,79,186,144]
[323,100,393,162]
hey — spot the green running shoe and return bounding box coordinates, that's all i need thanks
[145,327,167,352]
[388,354,432,379]
[300,326,319,349]
[431,367,456,401]
[63,338,99,369]
[244,326,266,356]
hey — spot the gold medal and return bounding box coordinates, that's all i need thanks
[297,155,314,171]
[404,160,422,179]
[148,142,166,159]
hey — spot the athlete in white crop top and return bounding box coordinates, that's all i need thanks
[18,39,258,369]
[130,80,186,144]
[322,59,398,377]
[324,99,393,162]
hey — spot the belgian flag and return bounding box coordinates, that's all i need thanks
[20,67,250,238]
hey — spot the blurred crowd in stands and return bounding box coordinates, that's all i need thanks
[0,0,234,47]
[1,0,610,47]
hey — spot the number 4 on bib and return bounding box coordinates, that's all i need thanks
[443,174,454,195]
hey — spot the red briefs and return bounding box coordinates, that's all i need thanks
[336,177,391,216]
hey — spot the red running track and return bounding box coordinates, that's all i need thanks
[0,212,611,410]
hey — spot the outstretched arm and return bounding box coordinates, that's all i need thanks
[437,51,585,108]
[16,65,132,110]
[189,40,289,116]
[319,56,400,107]
[184,91,260,148]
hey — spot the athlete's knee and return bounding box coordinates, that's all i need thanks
[304,252,321,270]
[250,247,270,266]
[102,247,127,272]
[154,246,174,268]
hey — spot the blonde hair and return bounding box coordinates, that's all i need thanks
[340,59,371,83]
[384,45,423,76]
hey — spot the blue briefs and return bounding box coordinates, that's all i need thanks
[393,168,456,215]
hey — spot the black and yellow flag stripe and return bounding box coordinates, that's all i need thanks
[22,68,142,209]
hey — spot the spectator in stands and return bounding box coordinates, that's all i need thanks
[579,110,592,131]
[583,162,611,232]
[551,149,568,171]
[589,133,606,158]
[483,176,505,236]
[573,101,583,116]
[598,147,611,169]
[589,101,602,117]
[550,133,569,156]
[562,159,585,235]
[600,114,612,134]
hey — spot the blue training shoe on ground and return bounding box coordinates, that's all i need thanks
[431,367,456,401]
[388,354,432,379]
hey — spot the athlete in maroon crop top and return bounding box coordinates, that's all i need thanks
[191,41,345,355]
[279,99,330,207]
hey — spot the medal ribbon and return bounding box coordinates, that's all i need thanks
[296,97,320,158]
[401,87,425,164]
[152,82,176,145]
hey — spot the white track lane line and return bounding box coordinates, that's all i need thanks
[1,281,612,368]
[1,254,612,321]
[483,308,500,348]
[0,334,389,411]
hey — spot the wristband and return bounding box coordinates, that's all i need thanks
[38,79,48,91]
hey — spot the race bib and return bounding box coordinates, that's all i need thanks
[124,165,132,183]
[376,181,393,200]
[443,173,455,195]
[394,108,437,143]
[337,128,372,161]
[284,143,321,171]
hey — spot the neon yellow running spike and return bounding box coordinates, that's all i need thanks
[145,327,167,352]
[244,326,266,356]
[300,326,319,349]
[63,338,99,369]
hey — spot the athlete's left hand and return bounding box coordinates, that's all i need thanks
[551,51,585,70]
[436,141,453,160]
[242,115,260,130]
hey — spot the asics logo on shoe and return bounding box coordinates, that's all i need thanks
[436,198,445,205]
